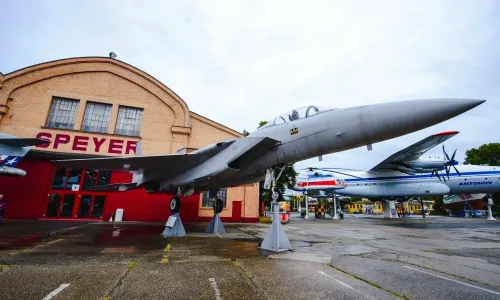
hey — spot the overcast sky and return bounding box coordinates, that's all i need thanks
[1,0,499,173]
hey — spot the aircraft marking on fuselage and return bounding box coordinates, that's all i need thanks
[297,180,339,187]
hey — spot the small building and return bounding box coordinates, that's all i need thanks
[0,57,259,222]
[344,199,383,214]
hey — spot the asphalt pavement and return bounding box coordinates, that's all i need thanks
[0,215,499,300]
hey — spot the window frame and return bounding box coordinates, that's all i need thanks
[201,189,228,208]
[45,96,80,130]
[81,101,113,134]
[114,105,144,137]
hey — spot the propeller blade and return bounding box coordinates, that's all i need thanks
[446,165,451,180]
[435,169,445,182]
[451,149,457,161]
[300,167,363,179]
[320,169,363,179]
[453,165,461,176]
[321,167,365,172]
[443,145,450,161]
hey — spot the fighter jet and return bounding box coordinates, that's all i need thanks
[0,133,50,176]
[53,98,485,212]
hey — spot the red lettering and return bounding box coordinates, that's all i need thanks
[125,141,137,155]
[108,139,123,154]
[54,134,70,149]
[72,136,89,151]
[35,132,52,148]
[93,137,106,152]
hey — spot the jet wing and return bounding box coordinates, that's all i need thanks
[53,137,279,182]
[369,131,459,172]
[53,139,238,175]
[0,138,50,147]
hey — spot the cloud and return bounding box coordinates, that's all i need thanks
[1,0,499,171]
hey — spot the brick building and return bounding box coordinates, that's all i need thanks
[0,57,259,222]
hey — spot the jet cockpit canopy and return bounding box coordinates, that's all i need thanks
[258,105,331,130]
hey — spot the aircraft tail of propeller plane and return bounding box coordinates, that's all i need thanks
[0,133,50,176]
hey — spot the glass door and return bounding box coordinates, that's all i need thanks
[77,195,93,218]
[46,168,110,219]
[91,195,105,219]
[45,194,62,217]
[60,194,76,218]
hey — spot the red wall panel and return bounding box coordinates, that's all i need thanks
[103,171,201,222]
[0,159,250,223]
[0,158,54,219]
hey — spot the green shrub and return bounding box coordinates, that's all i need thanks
[259,216,272,223]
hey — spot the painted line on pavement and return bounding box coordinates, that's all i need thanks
[403,266,500,296]
[48,226,82,235]
[318,271,353,290]
[208,277,222,300]
[160,242,172,264]
[42,283,70,300]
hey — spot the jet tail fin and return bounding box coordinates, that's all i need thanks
[0,135,49,169]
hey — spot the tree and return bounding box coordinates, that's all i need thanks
[258,120,268,128]
[464,143,500,166]
[242,130,250,136]
[262,165,298,205]
[464,143,500,215]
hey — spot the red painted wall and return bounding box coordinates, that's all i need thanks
[0,158,54,219]
[0,158,255,223]
[105,172,201,222]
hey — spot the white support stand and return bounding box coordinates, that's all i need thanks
[487,198,496,221]
[162,213,186,237]
[260,167,292,252]
[383,201,397,218]
[261,202,292,252]
[304,191,310,219]
[206,213,226,233]
[332,193,339,220]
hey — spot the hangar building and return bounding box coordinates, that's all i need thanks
[0,57,259,223]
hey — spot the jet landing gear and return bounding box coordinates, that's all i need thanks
[260,166,293,252]
[162,195,186,237]
[206,189,226,234]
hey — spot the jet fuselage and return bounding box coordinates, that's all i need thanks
[156,98,485,193]
[295,165,500,198]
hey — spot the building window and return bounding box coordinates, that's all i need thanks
[46,97,79,129]
[114,106,144,136]
[202,189,227,208]
[82,102,112,133]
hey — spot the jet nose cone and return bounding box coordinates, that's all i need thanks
[357,97,486,144]
[435,98,486,117]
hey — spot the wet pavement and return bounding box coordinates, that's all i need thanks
[0,215,499,299]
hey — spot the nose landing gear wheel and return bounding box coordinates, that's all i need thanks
[170,196,181,213]
[213,198,224,214]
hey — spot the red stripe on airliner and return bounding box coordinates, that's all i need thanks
[297,180,338,187]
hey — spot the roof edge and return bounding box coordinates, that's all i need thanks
[190,111,243,137]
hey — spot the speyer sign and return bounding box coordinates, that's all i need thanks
[35,132,137,155]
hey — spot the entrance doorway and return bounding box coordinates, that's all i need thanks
[44,168,111,219]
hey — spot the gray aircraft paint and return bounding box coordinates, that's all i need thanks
[54,98,485,195]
